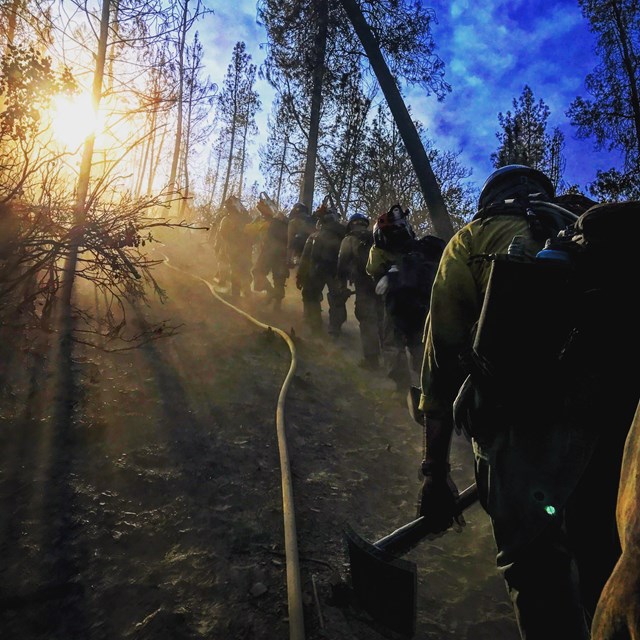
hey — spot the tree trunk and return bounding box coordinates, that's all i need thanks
[339,0,454,240]
[147,115,166,197]
[300,0,328,210]
[237,116,249,198]
[136,80,159,198]
[135,121,151,198]
[276,136,288,207]
[167,0,189,204]
[221,101,238,203]
[5,0,23,50]
[56,0,110,416]
[179,66,196,219]
[106,0,119,93]
[207,144,223,208]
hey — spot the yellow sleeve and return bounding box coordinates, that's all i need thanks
[366,246,395,280]
[245,218,268,242]
[420,228,482,416]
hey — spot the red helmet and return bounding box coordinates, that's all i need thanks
[373,204,415,248]
[375,204,407,229]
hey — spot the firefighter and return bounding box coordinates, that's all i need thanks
[337,212,382,369]
[251,193,289,310]
[296,204,347,337]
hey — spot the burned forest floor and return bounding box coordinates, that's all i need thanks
[0,227,519,640]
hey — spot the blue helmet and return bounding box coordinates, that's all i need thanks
[347,213,369,226]
[347,213,370,231]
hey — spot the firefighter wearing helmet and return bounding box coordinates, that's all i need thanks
[295,202,347,337]
[366,204,444,393]
[416,164,634,640]
[337,212,383,369]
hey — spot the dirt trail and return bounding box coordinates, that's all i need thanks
[0,229,518,639]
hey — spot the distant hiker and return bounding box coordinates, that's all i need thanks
[592,398,640,640]
[296,203,347,337]
[287,202,315,267]
[215,196,253,299]
[337,212,383,370]
[417,165,639,640]
[250,193,289,310]
[366,204,444,393]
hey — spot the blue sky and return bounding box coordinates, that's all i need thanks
[199,0,623,194]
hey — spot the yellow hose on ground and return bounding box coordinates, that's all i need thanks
[161,255,305,640]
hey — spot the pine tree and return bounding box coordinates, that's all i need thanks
[179,32,216,219]
[491,85,566,190]
[258,95,302,209]
[217,41,260,205]
[567,0,639,199]
[259,0,455,238]
[353,105,475,233]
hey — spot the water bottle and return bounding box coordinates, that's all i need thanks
[507,235,526,257]
[535,239,572,265]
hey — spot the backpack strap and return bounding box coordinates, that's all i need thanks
[474,199,578,243]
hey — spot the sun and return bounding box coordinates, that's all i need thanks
[50,93,99,149]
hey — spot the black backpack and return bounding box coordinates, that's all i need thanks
[455,200,640,441]
[310,220,345,270]
[388,235,445,300]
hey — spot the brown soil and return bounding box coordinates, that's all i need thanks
[0,228,519,639]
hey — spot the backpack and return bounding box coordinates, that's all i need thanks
[388,235,445,299]
[288,214,315,262]
[454,200,640,441]
[310,221,345,271]
[352,228,374,274]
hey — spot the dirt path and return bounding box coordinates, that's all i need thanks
[0,229,518,639]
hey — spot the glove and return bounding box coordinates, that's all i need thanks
[375,274,389,295]
[417,468,465,534]
[339,286,354,301]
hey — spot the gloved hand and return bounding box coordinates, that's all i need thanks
[417,470,465,534]
[339,286,354,301]
[375,275,389,296]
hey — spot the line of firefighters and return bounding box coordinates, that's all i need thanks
[208,170,640,640]
[209,193,444,393]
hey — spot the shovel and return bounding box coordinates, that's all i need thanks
[344,483,479,637]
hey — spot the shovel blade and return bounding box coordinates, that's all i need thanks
[344,524,417,637]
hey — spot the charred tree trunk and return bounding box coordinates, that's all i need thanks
[56,0,110,416]
[300,0,328,210]
[167,0,189,205]
[221,104,238,203]
[339,0,454,240]
[276,136,288,207]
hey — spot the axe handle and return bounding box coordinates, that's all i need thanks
[375,483,479,557]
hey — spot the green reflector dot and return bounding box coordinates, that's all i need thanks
[544,505,556,516]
